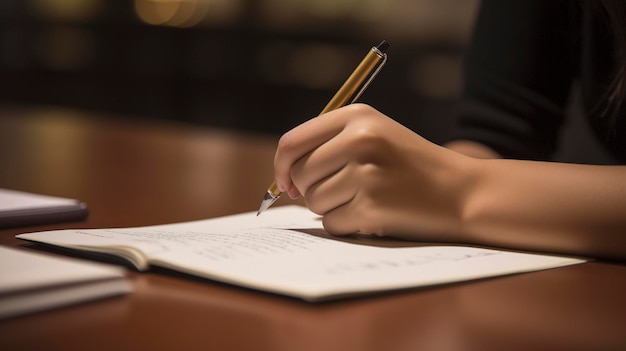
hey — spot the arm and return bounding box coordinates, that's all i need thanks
[444,140,501,159]
[274,104,626,261]
[463,158,626,261]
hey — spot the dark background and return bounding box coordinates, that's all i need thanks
[0,0,615,163]
[0,0,478,143]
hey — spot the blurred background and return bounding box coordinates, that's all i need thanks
[0,0,479,143]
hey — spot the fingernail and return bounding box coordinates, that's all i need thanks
[288,188,301,199]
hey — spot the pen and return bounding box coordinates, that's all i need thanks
[257,40,389,216]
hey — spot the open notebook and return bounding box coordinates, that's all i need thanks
[16,206,585,302]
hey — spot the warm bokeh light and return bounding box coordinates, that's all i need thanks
[29,0,103,21]
[168,0,209,28]
[134,0,239,28]
[134,0,180,26]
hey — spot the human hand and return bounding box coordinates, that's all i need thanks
[274,104,475,241]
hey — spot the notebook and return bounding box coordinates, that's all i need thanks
[0,188,88,228]
[15,206,585,302]
[0,245,132,319]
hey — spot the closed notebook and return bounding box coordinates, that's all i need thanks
[0,188,88,228]
[0,245,132,319]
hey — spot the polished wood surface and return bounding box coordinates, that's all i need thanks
[1,106,625,351]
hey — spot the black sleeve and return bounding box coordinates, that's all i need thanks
[452,0,581,160]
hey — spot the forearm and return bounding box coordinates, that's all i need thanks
[445,140,502,159]
[460,159,626,260]
[272,104,626,260]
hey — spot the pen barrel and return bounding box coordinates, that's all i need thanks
[320,48,385,114]
[268,181,281,197]
[257,42,388,216]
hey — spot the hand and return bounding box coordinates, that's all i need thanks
[274,104,474,241]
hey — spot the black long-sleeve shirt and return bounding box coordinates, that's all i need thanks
[454,0,626,162]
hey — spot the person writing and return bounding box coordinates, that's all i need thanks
[271,0,626,261]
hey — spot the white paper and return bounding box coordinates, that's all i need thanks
[0,246,132,318]
[16,206,585,301]
[0,188,78,212]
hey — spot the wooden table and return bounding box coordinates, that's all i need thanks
[1,106,625,351]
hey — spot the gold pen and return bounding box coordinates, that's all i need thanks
[257,40,389,215]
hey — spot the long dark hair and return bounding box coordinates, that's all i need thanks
[598,0,626,121]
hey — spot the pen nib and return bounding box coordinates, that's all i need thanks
[257,191,280,216]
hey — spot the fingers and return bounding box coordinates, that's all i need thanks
[321,203,359,235]
[274,104,374,193]
[274,109,346,192]
[320,198,384,236]
[303,163,358,215]
[289,126,353,199]
[273,103,399,236]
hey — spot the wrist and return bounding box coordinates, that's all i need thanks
[448,154,487,243]
[445,140,501,159]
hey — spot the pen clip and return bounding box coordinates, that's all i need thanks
[350,51,388,103]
